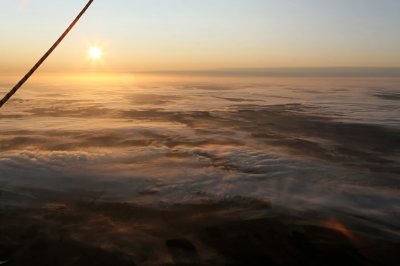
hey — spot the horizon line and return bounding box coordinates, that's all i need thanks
[2,67,400,78]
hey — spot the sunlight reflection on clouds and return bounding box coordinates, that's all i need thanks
[0,75,399,228]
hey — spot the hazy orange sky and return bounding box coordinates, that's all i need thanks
[1,0,400,73]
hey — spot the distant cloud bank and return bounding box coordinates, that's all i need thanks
[144,67,400,77]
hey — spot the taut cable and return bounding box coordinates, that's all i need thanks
[0,0,94,109]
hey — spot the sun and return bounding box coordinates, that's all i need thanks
[88,46,102,59]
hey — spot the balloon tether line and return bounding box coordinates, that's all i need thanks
[0,0,94,109]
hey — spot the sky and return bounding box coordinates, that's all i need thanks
[0,0,400,73]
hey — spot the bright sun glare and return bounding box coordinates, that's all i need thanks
[89,47,102,59]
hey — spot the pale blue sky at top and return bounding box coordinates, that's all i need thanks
[0,0,399,72]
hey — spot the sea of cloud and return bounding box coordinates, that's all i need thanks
[0,75,399,229]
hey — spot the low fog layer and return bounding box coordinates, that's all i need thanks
[0,75,399,233]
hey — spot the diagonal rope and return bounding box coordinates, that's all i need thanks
[0,0,94,109]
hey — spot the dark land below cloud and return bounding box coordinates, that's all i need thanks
[1,199,399,266]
